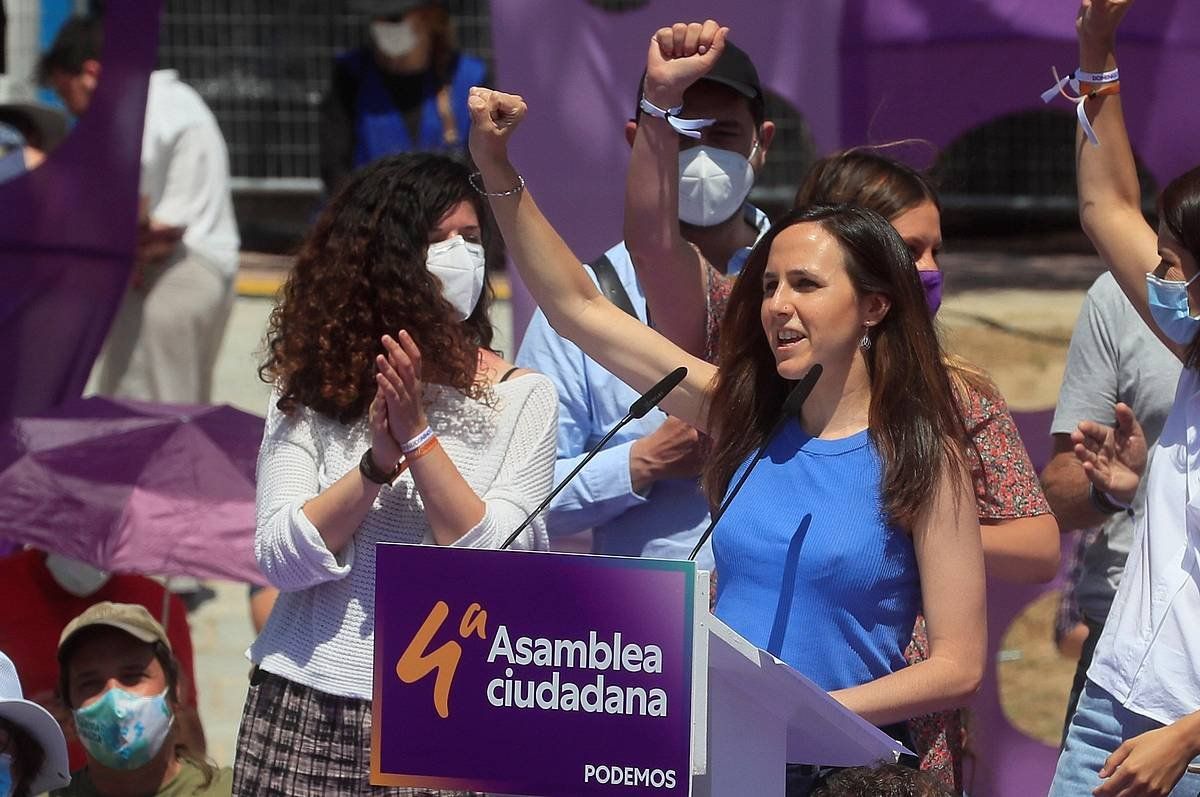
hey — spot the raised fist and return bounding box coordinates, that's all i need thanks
[643,20,728,109]
[467,86,527,164]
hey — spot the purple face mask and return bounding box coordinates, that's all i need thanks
[919,270,944,316]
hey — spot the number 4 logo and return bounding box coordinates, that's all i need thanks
[394,600,488,719]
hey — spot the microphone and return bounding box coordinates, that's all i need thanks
[500,366,689,550]
[687,364,822,562]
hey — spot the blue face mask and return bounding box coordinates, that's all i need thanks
[1146,270,1200,345]
[73,687,173,770]
[0,752,14,797]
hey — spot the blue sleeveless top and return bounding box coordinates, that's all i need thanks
[339,49,487,166]
[713,422,920,691]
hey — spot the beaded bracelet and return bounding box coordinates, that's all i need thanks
[468,171,525,197]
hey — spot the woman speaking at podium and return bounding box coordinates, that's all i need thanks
[465,22,985,794]
[233,152,557,795]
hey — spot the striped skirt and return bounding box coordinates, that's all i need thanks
[232,669,482,797]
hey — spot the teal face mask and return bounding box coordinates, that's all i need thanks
[0,752,14,797]
[73,688,173,770]
[1146,270,1200,345]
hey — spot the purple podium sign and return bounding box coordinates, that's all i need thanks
[371,545,696,796]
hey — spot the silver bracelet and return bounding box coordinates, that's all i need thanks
[469,171,525,197]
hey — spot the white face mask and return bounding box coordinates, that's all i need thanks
[370,19,419,59]
[677,144,757,227]
[45,553,111,597]
[427,235,486,320]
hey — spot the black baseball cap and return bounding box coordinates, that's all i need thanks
[700,39,762,104]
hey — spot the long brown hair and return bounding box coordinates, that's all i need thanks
[260,152,494,422]
[1158,163,1200,369]
[703,205,969,531]
[795,147,940,219]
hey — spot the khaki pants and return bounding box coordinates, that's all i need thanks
[93,248,235,404]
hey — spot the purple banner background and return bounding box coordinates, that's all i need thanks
[0,1,159,418]
[491,0,1200,345]
[373,545,695,797]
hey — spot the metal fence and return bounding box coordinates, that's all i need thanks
[932,108,1157,234]
[158,0,493,189]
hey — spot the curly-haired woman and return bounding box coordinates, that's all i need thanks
[232,152,557,796]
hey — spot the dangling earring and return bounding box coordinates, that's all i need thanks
[860,323,873,350]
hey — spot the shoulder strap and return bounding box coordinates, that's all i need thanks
[584,254,638,320]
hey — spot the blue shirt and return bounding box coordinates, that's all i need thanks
[515,208,769,569]
[713,423,920,692]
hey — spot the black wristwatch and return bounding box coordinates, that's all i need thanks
[359,447,402,485]
[1089,483,1133,516]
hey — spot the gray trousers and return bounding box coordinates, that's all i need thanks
[93,247,235,404]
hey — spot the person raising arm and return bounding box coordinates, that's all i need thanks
[467,86,985,783]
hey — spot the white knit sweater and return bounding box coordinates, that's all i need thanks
[248,374,558,699]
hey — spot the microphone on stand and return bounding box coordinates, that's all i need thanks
[688,364,823,562]
[500,366,689,550]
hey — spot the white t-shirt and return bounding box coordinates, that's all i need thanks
[140,70,239,279]
[1088,366,1200,725]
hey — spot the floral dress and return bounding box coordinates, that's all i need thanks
[904,377,1052,791]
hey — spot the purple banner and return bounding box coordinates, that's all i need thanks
[372,545,695,796]
[0,1,160,417]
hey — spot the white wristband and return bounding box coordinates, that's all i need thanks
[638,96,714,140]
[1075,67,1120,84]
[400,425,435,455]
[1040,66,1110,147]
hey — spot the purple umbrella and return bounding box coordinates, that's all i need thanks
[0,396,267,585]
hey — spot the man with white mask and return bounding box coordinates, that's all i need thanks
[0,551,205,771]
[319,0,489,196]
[516,32,775,570]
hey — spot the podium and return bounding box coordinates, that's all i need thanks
[695,612,910,796]
[371,545,909,797]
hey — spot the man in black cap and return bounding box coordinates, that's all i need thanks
[515,21,775,570]
[318,0,489,195]
[625,20,776,359]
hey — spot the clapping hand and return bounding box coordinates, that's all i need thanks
[643,20,728,109]
[376,331,428,446]
[1071,402,1147,504]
